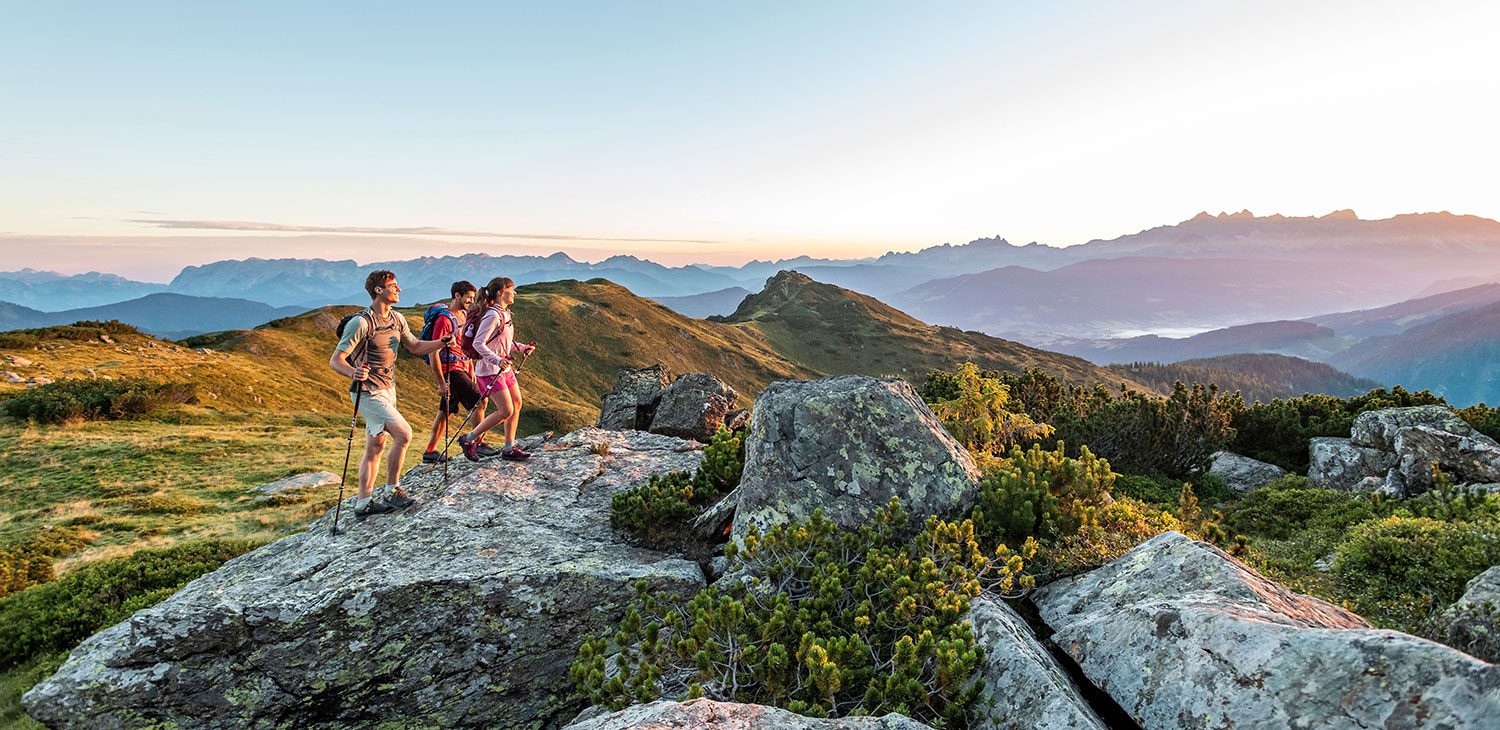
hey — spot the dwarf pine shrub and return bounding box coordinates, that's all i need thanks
[3,378,196,424]
[0,539,261,669]
[610,427,745,542]
[575,499,1033,728]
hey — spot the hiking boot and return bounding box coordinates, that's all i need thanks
[476,442,502,458]
[421,450,448,464]
[458,433,481,462]
[353,497,394,519]
[384,490,416,510]
[501,445,532,461]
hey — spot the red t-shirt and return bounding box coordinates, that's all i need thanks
[429,309,471,375]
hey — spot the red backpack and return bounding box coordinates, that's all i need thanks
[460,305,504,360]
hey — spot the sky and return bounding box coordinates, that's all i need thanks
[2,0,1498,281]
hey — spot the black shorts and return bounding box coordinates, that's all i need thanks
[439,370,483,413]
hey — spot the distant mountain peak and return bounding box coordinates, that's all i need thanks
[1320,209,1359,220]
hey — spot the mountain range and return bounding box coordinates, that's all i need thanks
[0,293,304,339]
[8,211,1500,342]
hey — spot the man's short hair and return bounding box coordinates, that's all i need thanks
[451,280,477,297]
[364,270,396,299]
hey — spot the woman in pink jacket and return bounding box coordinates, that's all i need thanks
[458,277,535,461]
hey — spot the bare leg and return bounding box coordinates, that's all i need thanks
[424,407,447,453]
[503,378,523,447]
[384,418,412,490]
[470,387,514,441]
[358,433,385,500]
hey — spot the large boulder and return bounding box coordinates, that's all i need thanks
[564,700,933,729]
[597,365,673,430]
[1307,437,1394,491]
[1429,566,1500,663]
[1351,405,1475,451]
[966,598,1105,730]
[730,375,980,544]
[24,428,707,729]
[648,372,739,441]
[1033,531,1500,730]
[1207,451,1288,492]
[1388,425,1500,496]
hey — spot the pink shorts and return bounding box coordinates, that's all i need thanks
[477,369,516,396]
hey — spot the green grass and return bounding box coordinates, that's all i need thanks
[0,654,61,729]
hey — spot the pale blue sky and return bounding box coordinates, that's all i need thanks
[2,1,1497,280]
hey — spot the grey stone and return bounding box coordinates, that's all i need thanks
[730,375,980,545]
[1429,566,1500,663]
[1034,531,1500,730]
[25,375,53,388]
[649,372,739,441]
[1389,425,1500,496]
[1351,405,1475,451]
[967,598,1105,730]
[2,371,22,383]
[597,364,673,430]
[6,355,33,367]
[1307,437,1394,491]
[24,428,708,730]
[1207,451,1288,492]
[250,471,338,496]
[563,699,934,729]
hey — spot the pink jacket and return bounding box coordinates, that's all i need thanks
[471,306,520,378]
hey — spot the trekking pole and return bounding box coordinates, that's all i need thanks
[332,383,363,536]
[441,386,451,485]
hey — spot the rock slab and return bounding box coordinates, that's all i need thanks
[648,372,739,441]
[1429,566,1500,663]
[1307,437,1394,491]
[1207,451,1288,492]
[597,365,673,430]
[1351,405,1476,451]
[966,598,1105,730]
[24,428,707,730]
[1033,531,1500,729]
[250,471,338,496]
[730,375,980,544]
[564,700,934,729]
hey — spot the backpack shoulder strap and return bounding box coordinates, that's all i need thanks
[350,310,375,366]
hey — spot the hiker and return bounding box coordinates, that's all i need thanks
[458,276,535,461]
[419,280,494,463]
[329,270,454,517]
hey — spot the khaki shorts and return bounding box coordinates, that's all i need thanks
[352,388,408,438]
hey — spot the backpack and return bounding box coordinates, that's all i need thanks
[336,311,375,390]
[419,304,460,365]
[460,305,504,360]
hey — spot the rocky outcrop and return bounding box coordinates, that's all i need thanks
[730,375,980,544]
[564,700,933,729]
[1389,425,1500,494]
[1207,451,1287,492]
[1033,531,1500,730]
[250,471,337,501]
[24,428,707,730]
[966,598,1105,730]
[1429,566,1500,663]
[1307,437,1394,491]
[1308,406,1500,496]
[1351,405,1477,451]
[649,372,739,441]
[597,365,673,430]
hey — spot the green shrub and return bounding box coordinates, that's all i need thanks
[1457,403,1500,442]
[1113,473,1183,507]
[1333,516,1500,632]
[611,427,745,543]
[3,378,196,424]
[923,363,1052,456]
[0,320,141,350]
[0,539,261,669]
[1050,495,1181,575]
[970,443,1113,548]
[574,500,1030,727]
[0,527,90,599]
[1223,476,1376,540]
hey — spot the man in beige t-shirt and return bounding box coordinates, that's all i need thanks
[329,270,453,517]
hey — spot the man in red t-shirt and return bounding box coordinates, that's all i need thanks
[421,281,484,463]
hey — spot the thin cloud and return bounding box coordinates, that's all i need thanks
[129,218,722,245]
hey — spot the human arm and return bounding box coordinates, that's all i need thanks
[329,316,371,381]
[400,314,452,356]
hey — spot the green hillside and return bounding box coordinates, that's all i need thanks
[718,270,1148,390]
